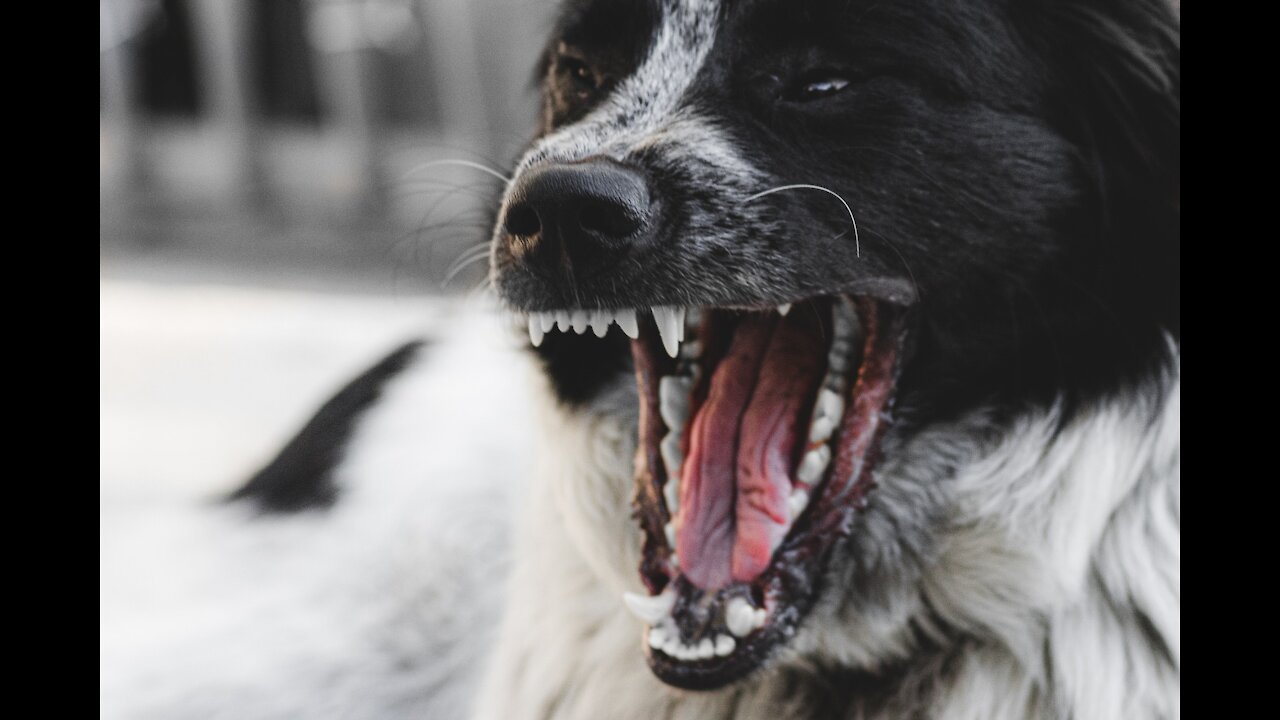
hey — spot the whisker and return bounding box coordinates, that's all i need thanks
[443,251,493,287]
[402,159,512,186]
[741,183,861,257]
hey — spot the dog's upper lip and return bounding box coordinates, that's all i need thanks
[498,275,918,315]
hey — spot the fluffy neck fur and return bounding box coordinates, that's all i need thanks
[474,350,1180,720]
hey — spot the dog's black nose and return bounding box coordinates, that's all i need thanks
[500,158,652,278]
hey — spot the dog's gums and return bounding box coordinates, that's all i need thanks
[518,297,906,689]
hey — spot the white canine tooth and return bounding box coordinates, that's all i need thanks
[652,306,683,358]
[539,312,556,333]
[816,389,845,422]
[528,316,545,347]
[778,303,792,316]
[664,478,680,514]
[808,415,836,444]
[555,310,572,331]
[622,589,676,624]
[659,376,692,431]
[591,310,610,338]
[615,309,640,339]
[660,433,683,478]
[664,522,677,549]
[797,444,832,484]
[715,634,736,657]
[788,488,809,521]
[697,638,715,660]
[726,597,758,637]
[649,627,668,649]
[570,310,589,333]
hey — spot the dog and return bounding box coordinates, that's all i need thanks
[102,0,1179,717]
[476,0,1179,716]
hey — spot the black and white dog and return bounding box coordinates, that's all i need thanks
[477,0,1179,716]
[106,1,1179,717]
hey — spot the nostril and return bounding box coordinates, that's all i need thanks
[579,201,641,239]
[505,204,541,236]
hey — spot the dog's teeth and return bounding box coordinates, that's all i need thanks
[827,341,851,375]
[652,306,683,357]
[778,303,792,316]
[555,311,572,332]
[662,634,680,657]
[568,310,588,334]
[648,626,668,649]
[664,477,680,515]
[815,388,845,422]
[659,376,691,431]
[788,488,809,521]
[808,415,837,444]
[715,634,736,657]
[664,522,677,549]
[660,433,683,479]
[678,339,702,360]
[590,310,611,338]
[697,638,715,660]
[528,316,545,347]
[797,444,832,484]
[726,597,759,638]
[538,312,556,333]
[615,309,640,339]
[622,588,676,624]
[833,298,858,339]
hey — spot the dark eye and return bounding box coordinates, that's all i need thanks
[558,55,602,100]
[786,71,852,102]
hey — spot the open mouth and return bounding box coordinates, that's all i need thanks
[523,296,907,689]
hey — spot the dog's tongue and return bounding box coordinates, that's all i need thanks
[677,313,826,589]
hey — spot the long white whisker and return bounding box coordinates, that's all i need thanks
[443,251,493,286]
[741,183,861,257]
[402,159,512,186]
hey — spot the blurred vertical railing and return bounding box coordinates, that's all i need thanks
[101,0,545,261]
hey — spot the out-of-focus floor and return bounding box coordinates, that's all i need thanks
[100,272,451,502]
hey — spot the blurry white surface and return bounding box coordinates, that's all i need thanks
[100,279,442,499]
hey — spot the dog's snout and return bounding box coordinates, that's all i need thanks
[501,158,652,278]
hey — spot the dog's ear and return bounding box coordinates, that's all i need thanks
[1024,0,1179,192]
[1019,0,1179,337]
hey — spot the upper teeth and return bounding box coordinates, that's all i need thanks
[522,307,681,352]
[652,306,686,358]
[522,308,641,346]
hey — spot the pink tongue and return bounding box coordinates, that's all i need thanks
[677,313,826,590]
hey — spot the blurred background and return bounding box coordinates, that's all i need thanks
[100,0,550,497]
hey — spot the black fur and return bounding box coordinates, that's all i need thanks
[230,341,427,512]
[496,0,1179,431]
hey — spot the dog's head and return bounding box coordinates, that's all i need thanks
[487,0,1178,691]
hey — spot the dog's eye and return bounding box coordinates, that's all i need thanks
[787,71,852,102]
[557,55,603,101]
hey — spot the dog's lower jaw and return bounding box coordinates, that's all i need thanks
[472,350,1180,720]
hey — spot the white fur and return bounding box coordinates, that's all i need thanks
[101,307,537,719]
